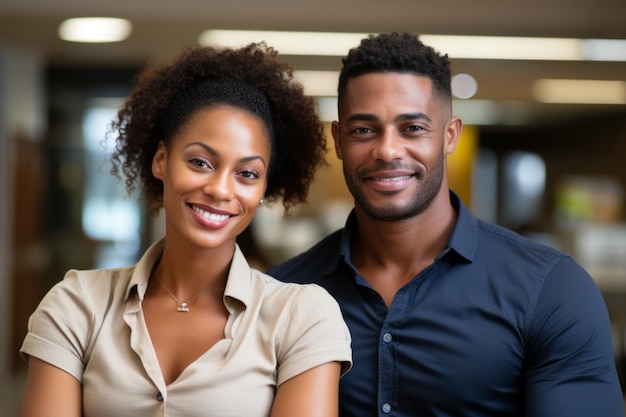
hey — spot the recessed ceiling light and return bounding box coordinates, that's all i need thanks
[58,17,132,43]
[532,79,626,104]
[199,30,626,62]
[293,70,340,97]
[420,35,582,61]
[199,30,364,56]
[452,73,478,99]
[581,39,626,62]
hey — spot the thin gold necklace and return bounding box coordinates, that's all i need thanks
[154,272,224,313]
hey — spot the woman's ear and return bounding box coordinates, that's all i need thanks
[152,141,167,180]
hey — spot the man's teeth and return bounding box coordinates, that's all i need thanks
[374,175,411,182]
[192,206,230,221]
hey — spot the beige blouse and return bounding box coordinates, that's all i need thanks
[21,238,352,417]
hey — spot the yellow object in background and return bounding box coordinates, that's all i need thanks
[448,125,478,207]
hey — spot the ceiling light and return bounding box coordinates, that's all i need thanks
[581,39,626,61]
[294,70,340,96]
[453,100,533,125]
[451,73,478,99]
[199,30,626,62]
[532,79,626,104]
[423,35,581,61]
[58,17,132,43]
[200,30,364,56]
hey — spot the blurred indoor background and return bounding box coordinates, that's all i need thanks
[1,0,626,414]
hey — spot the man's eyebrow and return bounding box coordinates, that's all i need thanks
[346,112,432,123]
[346,113,378,122]
[396,112,432,122]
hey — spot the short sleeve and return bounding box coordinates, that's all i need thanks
[275,284,352,386]
[20,270,98,381]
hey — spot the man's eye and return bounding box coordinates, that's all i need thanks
[352,127,374,134]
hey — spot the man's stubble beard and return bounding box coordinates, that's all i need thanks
[343,151,445,222]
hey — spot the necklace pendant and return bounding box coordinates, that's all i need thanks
[177,303,190,313]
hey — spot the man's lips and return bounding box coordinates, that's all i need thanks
[362,171,416,192]
[363,168,416,181]
[367,174,414,182]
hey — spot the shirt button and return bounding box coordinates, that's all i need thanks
[156,392,163,401]
[382,403,392,413]
[382,332,393,343]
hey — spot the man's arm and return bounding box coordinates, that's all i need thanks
[523,257,624,416]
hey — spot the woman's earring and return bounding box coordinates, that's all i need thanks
[259,198,265,206]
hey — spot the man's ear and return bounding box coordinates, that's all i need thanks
[152,141,167,180]
[331,121,343,160]
[444,116,463,156]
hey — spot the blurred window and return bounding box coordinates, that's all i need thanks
[81,99,142,268]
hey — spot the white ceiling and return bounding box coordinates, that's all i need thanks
[1,0,625,126]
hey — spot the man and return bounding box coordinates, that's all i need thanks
[268,32,624,416]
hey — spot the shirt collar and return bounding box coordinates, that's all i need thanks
[447,190,477,262]
[126,237,165,302]
[223,244,253,307]
[328,190,477,276]
[124,237,253,307]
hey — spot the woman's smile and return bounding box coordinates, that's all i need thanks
[190,203,233,227]
[152,105,270,250]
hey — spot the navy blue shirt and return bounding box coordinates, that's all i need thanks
[268,192,623,417]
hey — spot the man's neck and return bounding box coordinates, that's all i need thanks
[349,191,457,307]
[351,190,456,274]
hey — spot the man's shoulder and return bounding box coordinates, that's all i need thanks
[471,218,581,282]
[267,228,344,284]
[476,218,564,257]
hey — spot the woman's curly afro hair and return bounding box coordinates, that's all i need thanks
[108,42,327,215]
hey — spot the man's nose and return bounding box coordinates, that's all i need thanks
[372,128,405,162]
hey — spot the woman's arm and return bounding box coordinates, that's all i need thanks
[270,362,342,417]
[20,357,82,417]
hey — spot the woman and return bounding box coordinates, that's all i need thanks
[20,43,352,417]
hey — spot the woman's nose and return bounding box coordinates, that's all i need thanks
[203,171,234,200]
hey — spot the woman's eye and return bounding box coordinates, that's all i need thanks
[239,170,260,179]
[189,157,210,168]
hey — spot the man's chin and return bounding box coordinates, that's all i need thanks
[360,203,420,222]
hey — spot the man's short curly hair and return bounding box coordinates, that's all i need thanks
[337,32,451,104]
[108,42,327,215]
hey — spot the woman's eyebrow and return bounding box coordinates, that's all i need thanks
[184,142,266,167]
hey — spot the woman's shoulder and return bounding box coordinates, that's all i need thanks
[61,265,134,291]
[252,269,344,325]
[41,265,136,315]
[255,269,334,301]
[253,269,352,379]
